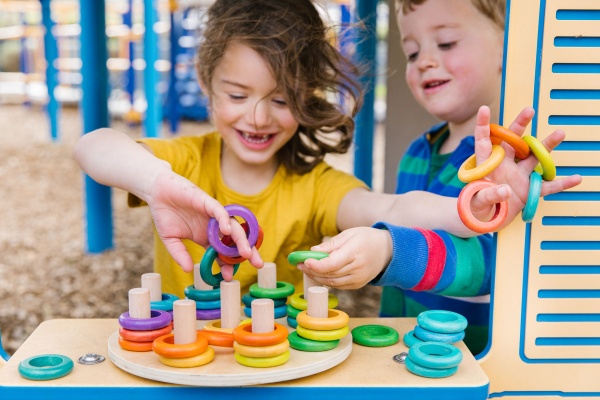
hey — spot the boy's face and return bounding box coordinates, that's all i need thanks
[398,0,504,125]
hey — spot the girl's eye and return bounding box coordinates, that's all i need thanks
[438,42,457,50]
[229,94,246,101]
[273,99,287,106]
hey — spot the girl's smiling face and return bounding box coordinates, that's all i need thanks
[207,42,299,172]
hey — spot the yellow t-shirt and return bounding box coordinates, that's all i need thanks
[133,132,366,298]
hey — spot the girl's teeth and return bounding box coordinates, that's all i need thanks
[242,132,270,144]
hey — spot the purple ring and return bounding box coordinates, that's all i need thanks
[118,309,172,331]
[196,308,221,320]
[207,204,259,258]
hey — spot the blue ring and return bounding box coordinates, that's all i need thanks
[194,299,222,310]
[184,285,221,301]
[404,357,458,378]
[199,246,240,287]
[408,341,463,369]
[243,304,288,319]
[18,354,74,381]
[522,171,542,223]
[242,292,287,308]
[403,330,424,348]
[413,325,465,343]
[150,293,179,311]
[287,315,298,329]
[417,310,468,334]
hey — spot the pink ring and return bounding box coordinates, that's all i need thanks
[118,310,172,331]
[457,180,508,234]
[207,204,259,258]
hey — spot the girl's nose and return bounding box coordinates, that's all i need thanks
[247,99,271,129]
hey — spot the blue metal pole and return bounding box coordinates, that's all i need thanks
[20,12,31,107]
[124,0,136,108]
[352,0,377,188]
[80,0,114,253]
[144,0,161,137]
[40,0,60,141]
[167,6,181,133]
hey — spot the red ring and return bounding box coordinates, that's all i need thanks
[218,225,264,264]
[119,323,173,342]
[457,180,508,234]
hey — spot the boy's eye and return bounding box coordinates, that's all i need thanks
[407,52,419,62]
[438,42,456,50]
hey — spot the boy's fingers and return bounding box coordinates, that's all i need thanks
[507,107,535,136]
[540,175,582,197]
[472,184,511,210]
[474,106,492,166]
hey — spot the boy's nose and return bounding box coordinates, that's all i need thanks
[417,51,438,71]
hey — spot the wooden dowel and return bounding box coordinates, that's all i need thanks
[193,264,213,290]
[173,299,197,345]
[307,286,328,318]
[258,262,277,289]
[128,288,150,319]
[251,298,274,333]
[141,273,162,302]
[220,280,240,329]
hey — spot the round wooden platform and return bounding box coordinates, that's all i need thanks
[107,326,352,386]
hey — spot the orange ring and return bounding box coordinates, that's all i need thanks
[218,226,264,264]
[197,329,234,347]
[489,124,530,159]
[118,336,154,352]
[119,323,173,342]
[296,309,350,331]
[233,322,288,347]
[457,179,508,234]
[457,145,505,183]
[233,339,290,358]
[152,334,209,358]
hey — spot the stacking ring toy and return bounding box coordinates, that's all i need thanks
[196,308,221,320]
[457,145,505,183]
[296,325,349,342]
[184,285,221,301]
[288,250,329,266]
[286,304,301,318]
[242,293,287,308]
[203,320,235,333]
[118,336,154,352]
[414,325,465,343]
[416,310,468,334]
[297,309,349,331]
[197,330,234,347]
[234,350,290,368]
[522,171,543,223]
[150,293,179,311]
[489,124,530,159]
[457,179,509,233]
[244,304,288,319]
[249,282,295,299]
[405,356,458,378]
[287,316,298,328]
[152,334,209,358]
[119,323,173,342]
[408,342,463,369]
[200,246,240,287]
[18,354,74,381]
[351,324,399,347]
[118,309,172,331]
[193,299,222,310]
[289,292,338,311]
[219,225,264,264]
[233,323,288,347]
[522,135,556,181]
[158,346,215,368]
[234,339,290,358]
[403,330,424,348]
[207,204,259,257]
[288,331,339,352]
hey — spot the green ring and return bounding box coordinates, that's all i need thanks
[242,292,287,308]
[184,285,221,301]
[193,299,221,310]
[287,251,329,266]
[18,354,74,381]
[289,292,338,311]
[288,331,339,352]
[286,304,302,318]
[405,356,458,378]
[296,325,349,341]
[249,282,295,299]
[403,330,424,348]
[200,246,240,287]
[150,293,179,311]
[351,324,399,347]
[416,310,468,334]
[408,342,463,369]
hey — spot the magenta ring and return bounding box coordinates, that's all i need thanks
[118,309,172,331]
[196,308,221,320]
[207,204,259,258]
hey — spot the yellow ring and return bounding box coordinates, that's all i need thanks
[296,325,349,341]
[457,145,505,183]
[522,135,556,181]
[158,347,215,368]
[233,339,290,358]
[234,350,290,368]
[203,320,234,333]
[289,292,339,311]
[296,309,349,331]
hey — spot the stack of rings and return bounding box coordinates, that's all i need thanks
[232,322,290,367]
[289,308,350,352]
[118,309,173,352]
[152,333,215,368]
[150,293,179,313]
[405,341,463,378]
[246,281,295,319]
[286,251,336,328]
[403,310,468,348]
[456,124,556,233]
[184,284,221,320]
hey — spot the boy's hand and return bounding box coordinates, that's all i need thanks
[297,227,392,290]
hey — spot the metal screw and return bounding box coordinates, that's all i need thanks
[77,353,105,365]
[393,352,408,364]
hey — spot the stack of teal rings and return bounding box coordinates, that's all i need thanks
[184,284,222,320]
[405,341,463,378]
[246,281,295,319]
[403,310,468,348]
[150,293,179,313]
[18,354,74,381]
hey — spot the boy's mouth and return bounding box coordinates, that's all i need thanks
[423,79,449,89]
[239,131,273,144]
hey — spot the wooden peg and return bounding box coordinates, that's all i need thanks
[303,273,319,293]
[251,298,274,333]
[220,280,241,329]
[307,286,328,318]
[128,288,151,319]
[258,262,277,289]
[141,273,162,302]
[173,299,197,345]
[193,264,213,290]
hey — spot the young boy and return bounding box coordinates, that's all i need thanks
[298,0,581,355]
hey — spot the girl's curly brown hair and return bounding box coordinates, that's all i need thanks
[196,0,364,174]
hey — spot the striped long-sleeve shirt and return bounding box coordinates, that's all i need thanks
[372,123,495,355]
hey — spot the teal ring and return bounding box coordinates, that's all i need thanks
[522,171,542,223]
[351,324,399,347]
[287,315,298,329]
[287,251,329,266]
[417,310,468,334]
[288,331,339,352]
[405,356,458,378]
[243,304,288,319]
[194,299,221,310]
[286,304,301,319]
[249,282,295,299]
[403,330,424,348]
[408,342,463,369]
[242,292,287,308]
[414,325,465,343]
[184,285,221,301]
[18,354,74,381]
[200,246,240,287]
[150,293,179,311]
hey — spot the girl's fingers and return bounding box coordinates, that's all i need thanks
[220,264,234,281]
[163,238,194,272]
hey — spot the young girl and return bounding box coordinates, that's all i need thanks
[75,0,536,299]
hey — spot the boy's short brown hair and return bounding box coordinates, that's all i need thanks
[395,0,506,30]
